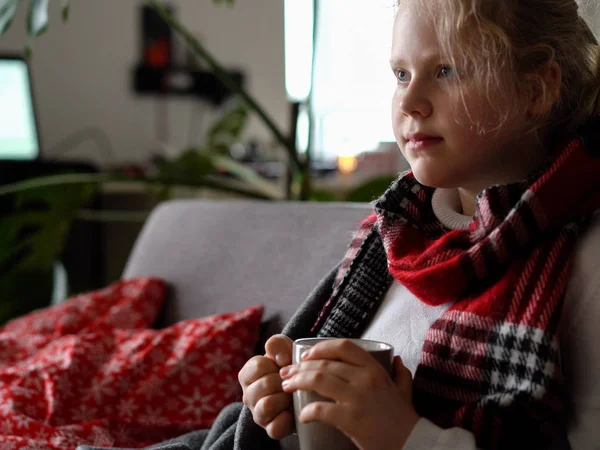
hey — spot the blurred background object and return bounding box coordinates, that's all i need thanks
[0,0,303,322]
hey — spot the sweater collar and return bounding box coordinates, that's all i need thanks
[431,189,473,231]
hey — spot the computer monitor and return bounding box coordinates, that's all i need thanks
[0,55,41,160]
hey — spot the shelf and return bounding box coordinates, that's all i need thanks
[132,65,245,106]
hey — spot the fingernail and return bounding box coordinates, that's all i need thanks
[281,379,290,389]
[301,350,311,360]
[280,366,291,377]
[275,353,286,366]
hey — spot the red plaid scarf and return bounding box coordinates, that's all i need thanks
[311,132,600,449]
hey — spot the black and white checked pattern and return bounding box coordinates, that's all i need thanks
[485,321,559,400]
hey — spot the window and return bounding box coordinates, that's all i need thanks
[311,0,396,160]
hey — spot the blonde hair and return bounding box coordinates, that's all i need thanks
[398,0,600,141]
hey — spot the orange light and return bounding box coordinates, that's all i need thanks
[338,156,358,174]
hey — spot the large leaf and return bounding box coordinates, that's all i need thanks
[15,181,96,217]
[0,179,96,321]
[1,182,97,271]
[0,0,19,34]
[8,212,70,270]
[27,0,48,36]
[0,210,48,255]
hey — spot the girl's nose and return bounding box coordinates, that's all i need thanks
[398,81,433,119]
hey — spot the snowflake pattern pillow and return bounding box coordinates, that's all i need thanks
[0,277,264,449]
[1,277,166,338]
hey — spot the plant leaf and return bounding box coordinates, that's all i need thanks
[15,182,97,216]
[0,172,109,197]
[0,175,99,320]
[0,0,19,35]
[157,149,216,184]
[61,0,68,22]
[13,214,69,269]
[27,0,48,37]
[0,181,97,272]
[211,154,283,199]
[0,211,47,265]
[206,103,248,152]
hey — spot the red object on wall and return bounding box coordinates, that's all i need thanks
[141,4,174,69]
[145,40,171,69]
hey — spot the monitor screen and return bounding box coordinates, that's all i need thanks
[0,57,40,160]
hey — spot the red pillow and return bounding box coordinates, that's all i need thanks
[1,277,166,337]
[0,278,264,449]
[0,278,166,370]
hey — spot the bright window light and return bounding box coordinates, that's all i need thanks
[312,0,396,160]
[296,104,310,154]
[284,0,315,102]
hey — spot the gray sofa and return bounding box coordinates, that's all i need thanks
[123,199,371,345]
[74,200,371,450]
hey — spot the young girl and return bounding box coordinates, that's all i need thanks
[237,1,600,450]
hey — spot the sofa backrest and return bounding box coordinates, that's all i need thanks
[123,200,371,335]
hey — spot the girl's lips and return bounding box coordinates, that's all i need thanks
[405,137,444,151]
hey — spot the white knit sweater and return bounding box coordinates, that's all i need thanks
[361,188,600,450]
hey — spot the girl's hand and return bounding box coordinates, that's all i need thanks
[280,339,420,450]
[239,334,295,440]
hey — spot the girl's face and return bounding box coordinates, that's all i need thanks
[391,3,540,195]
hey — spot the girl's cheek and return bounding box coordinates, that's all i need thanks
[391,91,403,119]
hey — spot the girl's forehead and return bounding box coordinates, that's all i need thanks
[391,3,444,60]
[392,1,479,65]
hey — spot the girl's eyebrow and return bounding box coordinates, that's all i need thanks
[389,53,443,67]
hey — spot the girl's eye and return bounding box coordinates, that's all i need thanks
[396,70,410,83]
[439,66,454,79]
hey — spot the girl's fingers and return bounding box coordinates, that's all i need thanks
[298,401,343,428]
[265,409,295,440]
[301,339,380,368]
[239,355,280,388]
[280,359,355,383]
[244,372,284,409]
[265,334,294,367]
[281,369,354,402]
[254,392,293,428]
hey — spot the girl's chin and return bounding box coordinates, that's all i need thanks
[410,166,462,189]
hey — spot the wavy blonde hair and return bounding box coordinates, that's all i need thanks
[398,0,600,141]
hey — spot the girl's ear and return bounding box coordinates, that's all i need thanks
[527,61,562,117]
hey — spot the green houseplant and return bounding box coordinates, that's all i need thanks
[0,0,308,322]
